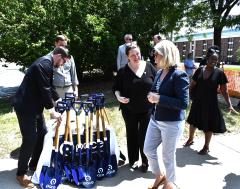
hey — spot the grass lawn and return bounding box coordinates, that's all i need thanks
[0,80,239,158]
[223,65,240,71]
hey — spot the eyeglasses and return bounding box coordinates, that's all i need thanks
[61,56,67,63]
[209,48,220,53]
[126,38,133,41]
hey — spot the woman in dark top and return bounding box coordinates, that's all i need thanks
[113,43,156,172]
[184,45,236,155]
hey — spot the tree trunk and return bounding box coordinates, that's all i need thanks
[213,27,223,50]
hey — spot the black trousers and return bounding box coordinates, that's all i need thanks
[15,110,47,176]
[121,109,151,166]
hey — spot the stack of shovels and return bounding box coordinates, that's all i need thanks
[39,92,118,189]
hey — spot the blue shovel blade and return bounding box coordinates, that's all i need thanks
[39,166,48,189]
[43,167,62,189]
[96,156,105,180]
[71,167,79,185]
[81,164,97,188]
[78,166,85,182]
[104,154,118,177]
[64,164,72,181]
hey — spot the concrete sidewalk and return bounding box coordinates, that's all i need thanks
[1,134,240,189]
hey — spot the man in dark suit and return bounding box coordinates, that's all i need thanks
[12,46,70,188]
[148,34,161,66]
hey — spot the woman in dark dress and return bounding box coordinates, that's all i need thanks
[184,46,236,155]
[113,43,156,172]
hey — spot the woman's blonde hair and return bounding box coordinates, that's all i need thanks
[154,40,180,69]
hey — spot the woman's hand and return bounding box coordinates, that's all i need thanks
[117,96,130,104]
[147,92,160,104]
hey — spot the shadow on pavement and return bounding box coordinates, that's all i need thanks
[223,173,240,189]
[95,164,154,187]
[176,147,219,167]
[0,168,26,189]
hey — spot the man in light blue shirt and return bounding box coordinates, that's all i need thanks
[184,53,196,78]
[49,35,79,98]
[116,34,133,70]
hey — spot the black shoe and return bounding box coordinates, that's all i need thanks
[119,151,126,161]
[118,159,125,166]
[140,163,148,173]
[130,162,138,171]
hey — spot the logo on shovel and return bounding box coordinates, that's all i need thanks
[46,178,57,189]
[50,179,57,185]
[85,175,91,182]
[106,165,115,175]
[97,168,104,177]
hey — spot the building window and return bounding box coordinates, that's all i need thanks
[202,41,207,57]
[227,38,234,64]
[182,42,186,58]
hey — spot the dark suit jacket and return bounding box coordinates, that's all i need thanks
[152,67,189,121]
[12,55,59,114]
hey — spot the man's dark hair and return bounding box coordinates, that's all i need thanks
[206,45,220,58]
[55,34,68,43]
[53,46,70,58]
[125,43,139,56]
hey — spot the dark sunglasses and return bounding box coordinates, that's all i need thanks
[209,48,220,53]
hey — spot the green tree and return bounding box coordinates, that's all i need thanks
[114,0,192,58]
[0,0,192,79]
[185,0,240,49]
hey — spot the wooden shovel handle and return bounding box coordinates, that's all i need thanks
[76,114,81,145]
[67,110,73,143]
[64,113,70,141]
[96,109,100,140]
[85,114,89,147]
[53,120,61,149]
[103,108,110,125]
[89,112,93,144]
[100,108,106,139]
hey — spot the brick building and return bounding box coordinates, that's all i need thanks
[174,28,240,64]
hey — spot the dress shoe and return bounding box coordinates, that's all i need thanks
[198,146,210,155]
[118,159,125,166]
[183,139,194,147]
[130,161,139,171]
[119,150,126,161]
[16,175,35,188]
[140,163,148,173]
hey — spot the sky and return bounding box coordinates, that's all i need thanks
[229,4,240,16]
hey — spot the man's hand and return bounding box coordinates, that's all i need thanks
[117,96,130,104]
[50,111,62,123]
